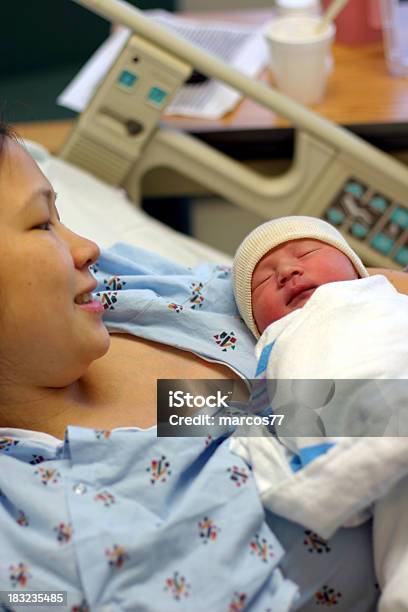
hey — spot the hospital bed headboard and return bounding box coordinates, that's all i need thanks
[61,0,408,269]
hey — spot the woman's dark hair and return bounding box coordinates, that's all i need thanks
[0,120,12,156]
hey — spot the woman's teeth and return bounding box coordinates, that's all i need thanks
[75,292,93,305]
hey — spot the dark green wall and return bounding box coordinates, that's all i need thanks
[1,0,175,122]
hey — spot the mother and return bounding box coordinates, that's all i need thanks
[0,122,406,611]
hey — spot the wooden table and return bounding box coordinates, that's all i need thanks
[13,9,408,158]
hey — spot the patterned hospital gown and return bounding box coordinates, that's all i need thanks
[0,427,297,611]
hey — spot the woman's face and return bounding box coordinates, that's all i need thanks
[0,138,111,388]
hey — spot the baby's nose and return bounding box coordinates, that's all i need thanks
[278,266,302,286]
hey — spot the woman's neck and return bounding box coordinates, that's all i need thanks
[0,333,242,438]
[0,378,92,437]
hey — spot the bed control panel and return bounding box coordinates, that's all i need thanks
[324,177,408,268]
[60,33,191,185]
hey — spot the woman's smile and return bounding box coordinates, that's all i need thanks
[75,296,105,313]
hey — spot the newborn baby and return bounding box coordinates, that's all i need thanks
[231,215,408,612]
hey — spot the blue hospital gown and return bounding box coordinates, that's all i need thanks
[92,243,257,380]
[0,427,297,611]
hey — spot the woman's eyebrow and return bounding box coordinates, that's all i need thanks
[20,187,60,220]
[23,187,56,209]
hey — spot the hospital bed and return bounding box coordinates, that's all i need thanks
[56,0,408,271]
[28,139,232,267]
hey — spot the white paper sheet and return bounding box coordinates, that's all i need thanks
[57,10,269,120]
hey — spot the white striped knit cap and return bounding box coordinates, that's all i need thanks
[233,215,369,339]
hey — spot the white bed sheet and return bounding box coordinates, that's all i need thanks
[25,140,232,267]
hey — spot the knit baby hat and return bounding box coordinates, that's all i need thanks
[233,215,369,338]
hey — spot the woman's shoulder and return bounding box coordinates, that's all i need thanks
[368,267,408,295]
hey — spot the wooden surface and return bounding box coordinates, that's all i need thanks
[13,8,408,154]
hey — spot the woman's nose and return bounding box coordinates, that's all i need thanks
[65,227,101,269]
[75,237,100,269]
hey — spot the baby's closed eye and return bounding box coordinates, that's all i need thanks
[252,272,276,291]
[299,248,320,258]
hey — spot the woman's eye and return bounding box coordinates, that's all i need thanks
[33,221,51,231]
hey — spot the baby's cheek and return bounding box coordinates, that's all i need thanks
[252,291,266,316]
[251,295,263,322]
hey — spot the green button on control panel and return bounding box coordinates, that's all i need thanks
[350,222,368,239]
[390,206,408,229]
[147,86,168,107]
[117,70,138,88]
[326,207,345,226]
[395,246,408,267]
[371,233,395,254]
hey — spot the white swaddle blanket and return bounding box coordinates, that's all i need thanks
[231,275,408,538]
[258,274,408,380]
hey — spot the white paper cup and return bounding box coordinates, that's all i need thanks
[264,16,335,105]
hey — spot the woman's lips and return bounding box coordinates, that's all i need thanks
[75,298,105,313]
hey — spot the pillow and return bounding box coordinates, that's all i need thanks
[24,139,232,267]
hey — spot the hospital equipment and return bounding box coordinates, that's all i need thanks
[61,0,408,269]
[58,12,269,120]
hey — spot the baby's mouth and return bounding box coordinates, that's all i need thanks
[287,286,316,307]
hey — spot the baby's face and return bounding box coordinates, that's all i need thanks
[251,238,359,333]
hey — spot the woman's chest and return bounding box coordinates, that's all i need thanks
[82,334,240,429]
